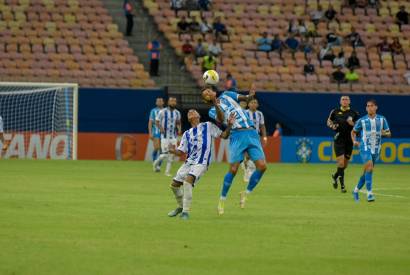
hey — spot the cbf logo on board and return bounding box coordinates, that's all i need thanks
[296,138,313,163]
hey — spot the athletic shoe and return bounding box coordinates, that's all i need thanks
[152,161,160,172]
[180,212,189,220]
[217,199,225,215]
[165,172,172,177]
[341,185,347,193]
[331,174,338,189]
[367,194,375,202]
[239,191,247,209]
[168,207,183,217]
[352,191,359,202]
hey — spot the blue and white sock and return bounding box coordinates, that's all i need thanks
[246,170,264,194]
[220,172,235,199]
[365,171,373,195]
[354,174,366,192]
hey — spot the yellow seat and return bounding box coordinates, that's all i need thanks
[257,5,269,15]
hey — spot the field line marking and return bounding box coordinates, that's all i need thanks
[359,190,407,199]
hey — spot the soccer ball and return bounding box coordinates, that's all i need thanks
[203,70,219,85]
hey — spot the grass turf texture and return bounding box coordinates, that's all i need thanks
[0,160,409,275]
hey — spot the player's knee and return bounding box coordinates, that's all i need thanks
[229,165,239,175]
[171,180,182,187]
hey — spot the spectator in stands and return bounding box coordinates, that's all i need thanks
[181,39,194,67]
[224,72,237,91]
[377,37,392,57]
[213,17,230,42]
[256,32,272,57]
[170,0,183,17]
[199,17,213,39]
[189,17,201,35]
[185,0,198,17]
[391,37,404,55]
[310,5,324,28]
[404,70,410,85]
[396,6,409,31]
[333,51,345,68]
[300,37,314,58]
[201,52,217,73]
[303,58,315,75]
[207,37,222,63]
[368,0,380,12]
[198,0,212,16]
[194,38,207,64]
[297,19,308,37]
[285,34,300,57]
[331,66,347,84]
[148,39,161,76]
[326,27,343,48]
[343,0,366,15]
[288,19,299,35]
[324,4,340,29]
[271,34,284,58]
[123,0,134,36]
[345,27,364,48]
[345,67,359,83]
[347,51,360,69]
[177,16,191,40]
[318,41,331,65]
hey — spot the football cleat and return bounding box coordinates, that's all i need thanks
[217,199,225,215]
[168,207,183,217]
[180,212,189,220]
[239,191,247,209]
[352,191,359,202]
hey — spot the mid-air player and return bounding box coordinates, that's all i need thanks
[201,85,267,215]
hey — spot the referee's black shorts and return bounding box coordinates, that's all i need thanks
[334,138,353,159]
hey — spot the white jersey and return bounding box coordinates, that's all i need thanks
[178,122,222,166]
[353,114,390,155]
[156,107,181,139]
[246,110,265,134]
[0,116,3,133]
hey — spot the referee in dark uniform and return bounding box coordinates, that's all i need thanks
[327,95,359,193]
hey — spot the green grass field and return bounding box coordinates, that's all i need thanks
[0,160,409,275]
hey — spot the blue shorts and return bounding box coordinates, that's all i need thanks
[229,129,265,164]
[152,132,161,139]
[360,150,379,164]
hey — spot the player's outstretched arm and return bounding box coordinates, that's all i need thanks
[260,124,268,146]
[220,113,235,139]
[237,83,256,102]
[212,98,225,123]
[326,110,338,130]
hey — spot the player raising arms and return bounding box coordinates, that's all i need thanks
[242,98,268,182]
[351,99,391,202]
[327,95,359,193]
[201,85,268,215]
[153,97,182,176]
[167,109,235,220]
[148,97,164,163]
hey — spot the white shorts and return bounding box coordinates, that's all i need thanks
[161,138,177,153]
[173,163,208,185]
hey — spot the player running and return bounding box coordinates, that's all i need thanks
[327,95,359,193]
[148,97,164,163]
[201,85,267,215]
[153,97,181,176]
[167,109,235,220]
[351,99,391,202]
[242,98,268,182]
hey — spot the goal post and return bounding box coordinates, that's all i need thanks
[0,82,78,160]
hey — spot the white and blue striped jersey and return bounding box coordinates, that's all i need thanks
[353,114,390,155]
[156,107,181,139]
[177,122,222,166]
[246,110,265,134]
[208,91,254,130]
[149,107,162,136]
[0,116,3,133]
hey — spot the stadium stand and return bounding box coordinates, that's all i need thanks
[0,0,155,88]
[143,0,410,94]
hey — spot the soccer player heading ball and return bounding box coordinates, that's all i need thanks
[201,84,267,215]
[167,109,235,220]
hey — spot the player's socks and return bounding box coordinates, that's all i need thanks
[170,185,183,208]
[183,181,193,213]
[217,198,225,215]
[221,172,235,198]
[355,174,365,191]
[165,154,173,176]
[365,171,373,194]
[338,168,346,192]
[246,169,264,193]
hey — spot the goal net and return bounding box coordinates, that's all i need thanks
[0,82,78,160]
